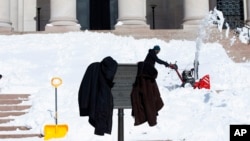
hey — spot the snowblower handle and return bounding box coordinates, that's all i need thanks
[168,62,183,82]
[51,77,63,88]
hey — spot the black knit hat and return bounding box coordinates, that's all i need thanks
[153,45,160,51]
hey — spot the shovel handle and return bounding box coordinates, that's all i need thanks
[51,77,62,88]
[51,77,62,125]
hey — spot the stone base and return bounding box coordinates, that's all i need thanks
[0,27,12,33]
[182,19,203,30]
[182,24,201,30]
[115,24,150,31]
[45,24,81,32]
[183,22,219,32]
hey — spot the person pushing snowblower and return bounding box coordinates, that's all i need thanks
[144,45,177,69]
[144,45,210,89]
[130,45,177,126]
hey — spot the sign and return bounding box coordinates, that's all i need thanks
[230,125,250,141]
[112,64,137,109]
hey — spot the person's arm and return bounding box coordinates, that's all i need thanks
[151,52,169,66]
[156,57,169,66]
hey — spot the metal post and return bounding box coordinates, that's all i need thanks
[37,7,41,31]
[55,87,58,125]
[150,4,157,29]
[118,108,124,141]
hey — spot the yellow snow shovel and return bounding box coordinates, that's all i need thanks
[44,77,68,140]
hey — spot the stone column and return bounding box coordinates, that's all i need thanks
[0,0,12,32]
[115,0,149,29]
[45,0,80,32]
[183,0,209,29]
[245,0,250,24]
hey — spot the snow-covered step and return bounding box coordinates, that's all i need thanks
[0,105,31,111]
[0,94,30,117]
[0,112,27,117]
[0,99,25,105]
[0,133,42,139]
[0,94,30,106]
[0,94,41,139]
[0,119,14,124]
[0,94,30,100]
[0,126,31,131]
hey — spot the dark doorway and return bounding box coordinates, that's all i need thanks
[37,0,50,31]
[77,0,117,30]
[77,0,89,30]
[90,0,110,30]
[110,0,118,29]
[217,0,244,29]
[146,0,183,29]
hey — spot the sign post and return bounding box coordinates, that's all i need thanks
[112,64,137,141]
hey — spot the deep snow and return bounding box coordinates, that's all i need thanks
[0,8,250,141]
[0,30,250,141]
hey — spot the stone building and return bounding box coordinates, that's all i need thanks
[0,0,249,32]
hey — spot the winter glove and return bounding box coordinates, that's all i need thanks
[164,62,169,67]
[169,64,178,70]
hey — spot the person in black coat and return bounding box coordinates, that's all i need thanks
[130,45,176,126]
[78,56,118,136]
[144,45,176,69]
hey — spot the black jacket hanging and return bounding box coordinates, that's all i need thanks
[130,62,164,126]
[78,56,118,135]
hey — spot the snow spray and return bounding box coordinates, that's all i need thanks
[194,7,226,80]
[194,15,209,80]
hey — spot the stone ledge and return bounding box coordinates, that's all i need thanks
[45,25,81,32]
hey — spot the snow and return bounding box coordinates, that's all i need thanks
[0,10,250,141]
[212,7,225,32]
[237,27,250,44]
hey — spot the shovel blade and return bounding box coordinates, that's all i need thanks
[44,124,68,140]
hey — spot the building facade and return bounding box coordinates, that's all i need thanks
[0,0,249,32]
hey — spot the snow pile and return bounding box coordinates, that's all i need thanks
[0,31,250,141]
[0,7,249,141]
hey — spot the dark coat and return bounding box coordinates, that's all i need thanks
[78,56,118,135]
[130,62,164,126]
[144,49,169,67]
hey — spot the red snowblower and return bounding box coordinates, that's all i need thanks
[171,63,210,89]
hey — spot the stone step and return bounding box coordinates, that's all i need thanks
[0,119,14,124]
[0,99,26,105]
[0,112,27,117]
[0,94,37,139]
[0,126,31,131]
[0,134,42,139]
[0,105,31,111]
[0,94,30,100]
